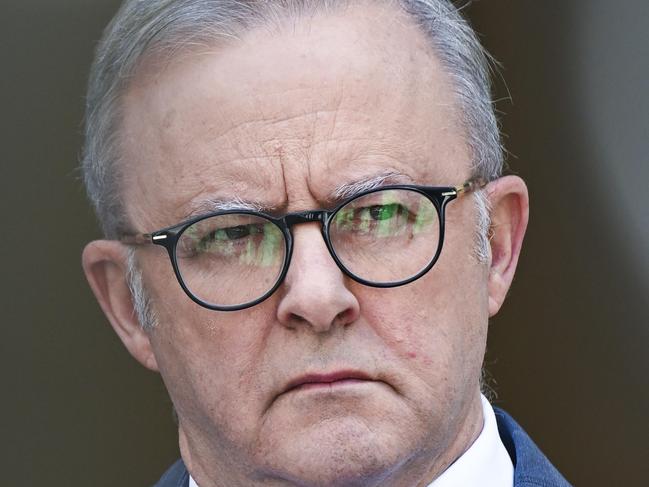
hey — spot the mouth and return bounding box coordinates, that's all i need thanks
[284,370,376,394]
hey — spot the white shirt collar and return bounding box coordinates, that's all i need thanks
[429,394,513,487]
[189,395,512,487]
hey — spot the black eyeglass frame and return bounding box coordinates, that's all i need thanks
[120,179,486,311]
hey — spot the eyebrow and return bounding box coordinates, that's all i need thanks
[183,196,272,220]
[181,171,415,220]
[331,171,415,201]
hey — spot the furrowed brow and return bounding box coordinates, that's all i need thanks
[331,171,415,201]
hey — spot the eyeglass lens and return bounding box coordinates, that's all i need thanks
[176,214,286,307]
[329,189,440,284]
[174,188,440,308]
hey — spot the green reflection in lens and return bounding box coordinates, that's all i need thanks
[376,203,402,238]
[413,203,435,234]
[237,223,281,267]
[210,233,235,256]
[258,223,281,266]
[333,208,353,231]
[241,238,255,265]
[357,212,370,233]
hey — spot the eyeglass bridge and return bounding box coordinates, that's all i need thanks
[283,210,328,226]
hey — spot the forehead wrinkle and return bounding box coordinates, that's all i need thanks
[169,163,286,223]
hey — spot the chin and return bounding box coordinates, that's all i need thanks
[254,416,416,487]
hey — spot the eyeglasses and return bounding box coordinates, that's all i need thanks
[120,179,486,311]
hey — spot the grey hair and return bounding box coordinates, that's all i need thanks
[473,189,492,263]
[126,247,159,329]
[85,0,501,325]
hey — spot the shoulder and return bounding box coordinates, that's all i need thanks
[152,458,189,487]
[494,408,572,487]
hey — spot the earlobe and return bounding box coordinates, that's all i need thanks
[486,176,529,317]
[82,241,159,372]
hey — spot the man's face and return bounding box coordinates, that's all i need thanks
[120,4,490,485]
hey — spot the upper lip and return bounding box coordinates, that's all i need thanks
[284,370,374,393]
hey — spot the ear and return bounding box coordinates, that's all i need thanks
[486,175,529,317]
[82,241,159,371]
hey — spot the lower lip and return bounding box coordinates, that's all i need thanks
[293,378,371,391]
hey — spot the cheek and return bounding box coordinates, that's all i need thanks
[145,266,278,433]
[356,269,488,385]
[149,313,281,454]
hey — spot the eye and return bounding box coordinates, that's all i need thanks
[220,224,254,240]
[198,223,261,248]
[177,216,269,259]
[367,203,403,221]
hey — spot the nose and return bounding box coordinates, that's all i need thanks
[276,224,360,333]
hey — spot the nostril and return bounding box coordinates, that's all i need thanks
[333,309,354,327]
[284,307,356,331]
[290,313,308,324]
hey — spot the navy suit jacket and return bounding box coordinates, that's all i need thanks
[153,408,571,487]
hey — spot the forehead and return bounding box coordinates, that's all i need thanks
[119,2,470,229]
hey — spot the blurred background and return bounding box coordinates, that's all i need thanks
[2,0,647,485]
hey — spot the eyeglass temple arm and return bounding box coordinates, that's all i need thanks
[454,178,488,197]
[119,233,155,245]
